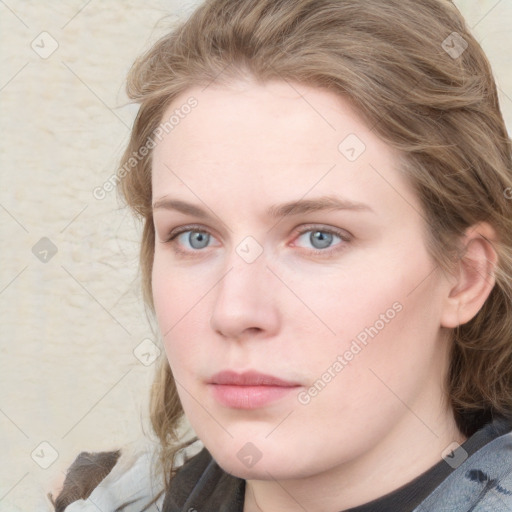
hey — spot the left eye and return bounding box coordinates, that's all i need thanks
[295,229,343,250]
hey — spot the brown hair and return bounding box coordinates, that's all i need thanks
[118,0,512,488]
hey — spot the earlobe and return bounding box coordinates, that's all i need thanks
[440,222,498,329]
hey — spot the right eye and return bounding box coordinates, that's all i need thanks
[175,230,212,250]
[164,226,220,254]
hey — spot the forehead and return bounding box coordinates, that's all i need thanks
[154,80,367,166]
[151,80,419,219]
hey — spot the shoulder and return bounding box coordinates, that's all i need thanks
[48,441,164,512]
[416,423,512,511]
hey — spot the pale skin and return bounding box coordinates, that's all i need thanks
[150,79,497,511]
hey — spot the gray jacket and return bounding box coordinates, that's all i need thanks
[41,418,512,511]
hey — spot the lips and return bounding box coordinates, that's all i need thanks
[208,370,301,409]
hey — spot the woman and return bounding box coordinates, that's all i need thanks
[50,0,512,510]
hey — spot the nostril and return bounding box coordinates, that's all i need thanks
[245,327,263,335]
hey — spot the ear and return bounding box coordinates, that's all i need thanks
[441,222,498,328]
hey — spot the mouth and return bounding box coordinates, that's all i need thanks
[208,370,302,409]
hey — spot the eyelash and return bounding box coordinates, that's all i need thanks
[162,224,352,257]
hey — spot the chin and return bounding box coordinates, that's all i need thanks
[210,446,313,482]
[218,458,287,481]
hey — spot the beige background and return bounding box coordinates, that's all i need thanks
[0,1,511,510]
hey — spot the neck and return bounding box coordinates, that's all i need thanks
[243,407,465,512]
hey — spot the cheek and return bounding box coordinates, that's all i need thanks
[290,289,445,457]
[277,256,410,345]
[152,249,214,328]
[151,255,207,374]
[285,242,445,383]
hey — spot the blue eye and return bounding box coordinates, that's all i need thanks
[295,229,344,250]
[176,230,211,249]
[309,231,335,249]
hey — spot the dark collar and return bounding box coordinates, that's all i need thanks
[163,416,512,512]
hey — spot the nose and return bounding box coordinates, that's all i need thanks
[210,253,280,341]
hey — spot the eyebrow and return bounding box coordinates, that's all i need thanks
[152,198,209,218]
[266,196,374,218]
[152,196,374,219]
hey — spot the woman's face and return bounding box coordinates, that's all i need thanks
[151,80,457,481]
